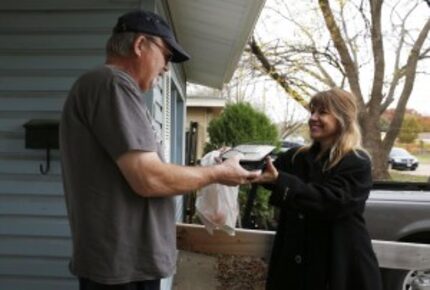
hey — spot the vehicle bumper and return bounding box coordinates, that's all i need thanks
[391,162,419,170]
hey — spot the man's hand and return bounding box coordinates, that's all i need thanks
[216,155,261,186]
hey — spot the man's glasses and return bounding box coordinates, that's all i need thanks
[147,36,172,64]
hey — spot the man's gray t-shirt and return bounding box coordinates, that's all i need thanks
[60,65,176,284]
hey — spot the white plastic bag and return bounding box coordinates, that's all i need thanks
[195,150,240,236]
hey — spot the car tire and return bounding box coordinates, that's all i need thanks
[382,268,430,290]
[382,269,408,290]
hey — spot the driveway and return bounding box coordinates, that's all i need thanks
[396,163,430,177]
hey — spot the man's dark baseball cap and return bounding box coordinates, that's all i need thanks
[113,10,190,63]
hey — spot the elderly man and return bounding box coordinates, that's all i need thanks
[60,10,258,290]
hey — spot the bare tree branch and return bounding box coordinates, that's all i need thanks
[264,4,341,89]
[311,51,337,87]
[340,1,360,66]
[420,46,430,58]
[381,1,419,112]
[383,18,430,150]
[280,122,305,139]
[248,36,308,107]
[318,0,365,109]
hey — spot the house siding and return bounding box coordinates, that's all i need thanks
[0,1,186,289]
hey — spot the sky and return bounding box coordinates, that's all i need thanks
[231,0,430,122]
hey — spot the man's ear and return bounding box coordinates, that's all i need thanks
[133,35,146,57]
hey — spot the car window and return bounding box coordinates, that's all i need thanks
[279,139,305,153]
[390,148,409,156]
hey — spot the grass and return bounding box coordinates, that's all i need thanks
[388,171,428,183]
[416,153,430,164]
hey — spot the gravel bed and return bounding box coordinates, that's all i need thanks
[216,255,268,290]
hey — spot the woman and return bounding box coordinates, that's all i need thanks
[253,88,382,290]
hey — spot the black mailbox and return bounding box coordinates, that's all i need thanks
[23,119,60,175]
[23,119,59,149]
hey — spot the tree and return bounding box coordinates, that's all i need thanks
[205,102,279,152]
[421,115,430,132]
[246,0,430,179]
[398,114,423,143]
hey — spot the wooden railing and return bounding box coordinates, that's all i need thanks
[176,223,430,270]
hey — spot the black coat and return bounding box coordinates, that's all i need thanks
[266,146,382,290]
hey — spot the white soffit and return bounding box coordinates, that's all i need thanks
[167,0,265,89]
[186,97,226,108]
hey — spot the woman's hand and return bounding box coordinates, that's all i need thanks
[249,156,279,184]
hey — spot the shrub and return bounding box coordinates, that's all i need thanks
[205,102,280,230]
[205,102,279,152]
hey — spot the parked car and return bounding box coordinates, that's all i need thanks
[388,147,419,171]
[279,140,304,153]
[365,182,430,290]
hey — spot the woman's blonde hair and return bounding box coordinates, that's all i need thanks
[297,88,367,170]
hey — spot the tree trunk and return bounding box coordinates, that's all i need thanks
[361,115,390,180]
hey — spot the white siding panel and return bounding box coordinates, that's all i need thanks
[0,34,108,51]
[0,0,139,11]
[0,216,71,237]
[0,237,71,257]
[0,137,25,152]
[0,278,77,290]
[0,257,71,277]
[0,117,31,132]
[0,55,103,70]
[0,159,61,175]
[0,96,65,112]
[0,11,119,32]
[0,195,66,216]
[0,76,76,92]
[0,112,62,131]
[0,176,63,196]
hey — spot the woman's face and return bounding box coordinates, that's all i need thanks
[308,106,340,145]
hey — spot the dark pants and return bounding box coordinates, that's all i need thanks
[79,278,160,290]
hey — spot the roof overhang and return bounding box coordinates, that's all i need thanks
[167,0,265,89]
[186,96,226,108]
